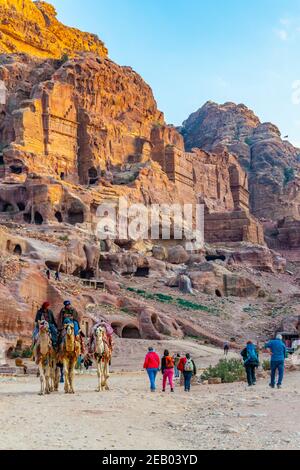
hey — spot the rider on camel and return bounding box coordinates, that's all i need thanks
[58,301,85,352]
[33,302,58,348]
[88,318,114,354]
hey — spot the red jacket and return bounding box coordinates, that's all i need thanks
[177,357,186,372]
[143,352,160,369]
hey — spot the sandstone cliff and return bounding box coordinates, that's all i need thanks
[181,101,300,223]
[0,0,108,58]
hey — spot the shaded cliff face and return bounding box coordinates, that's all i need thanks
[0,0,108,58]
[181,101,300,222]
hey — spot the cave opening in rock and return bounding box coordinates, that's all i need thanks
[88,167,98,185]
[134,267,150,277]
[2,203,14,213]
[205,255,226,262]
[34,211,43,225]
[23,213,31,223]
[68,209,84,225]
[60,172,65,180]
[10,166,23,175]
[55,211,63,223]
[151,313,158,327]
[111,322,123,337]
[13,244,22,256]
[0,155,4,165]
[17,202,25,212]
[215,289,223,298]
[122,325,141,339]
[79,268,95,280]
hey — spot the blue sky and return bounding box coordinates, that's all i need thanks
[51,0,300,146]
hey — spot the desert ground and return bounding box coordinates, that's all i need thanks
[0,341,299,451]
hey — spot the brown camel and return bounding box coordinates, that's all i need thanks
[33,321,55,396]
[60,322,81,394]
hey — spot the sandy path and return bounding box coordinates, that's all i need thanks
[0,369,300,450]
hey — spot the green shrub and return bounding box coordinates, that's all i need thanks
[284,167,295,186]
[262,359,271,371]
[201,358,246,383]
[22,347,33,358]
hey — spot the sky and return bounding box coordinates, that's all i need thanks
[51,0,300,147]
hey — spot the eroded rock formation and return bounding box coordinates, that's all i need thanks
[181,101,300,227]
[0,0,108,58]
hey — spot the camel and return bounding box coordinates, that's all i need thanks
[91,325,112,392]
[34,321,54,396]
[60,322,81,394]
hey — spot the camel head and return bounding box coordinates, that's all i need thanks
[65,322,75,337]
[38,320,49,334]
[95,326,105,339]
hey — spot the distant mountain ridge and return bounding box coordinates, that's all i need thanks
[181,101,300,222]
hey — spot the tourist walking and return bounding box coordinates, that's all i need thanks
[55,270,61,282]
[265,334,287,389]
[178,353,197,392]
[173,353,181,378]
[143,347,160,392]
[241,341,259,386]
[224,342,230,357]
[161,350,175,393]
[46,269,51,280]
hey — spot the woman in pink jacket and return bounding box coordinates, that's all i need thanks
[143,347,160,392]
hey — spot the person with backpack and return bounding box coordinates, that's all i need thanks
[161,350,175,393]
[178,353,197,392]
[241,341,259,387]
[143,347,160,392]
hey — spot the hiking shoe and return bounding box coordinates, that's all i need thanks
[269,384,275,389]
[277,385,282,389]
[162,390,166,393]
[171,389,174,393]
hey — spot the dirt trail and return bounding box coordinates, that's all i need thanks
[0,369,300,450]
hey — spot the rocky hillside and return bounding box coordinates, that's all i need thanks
[0,0,108,58]
[181,101,300,222]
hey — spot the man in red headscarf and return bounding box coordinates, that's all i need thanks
[33,302,58,348]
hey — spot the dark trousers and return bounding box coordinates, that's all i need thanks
[245,364,256,386]
[183,371,193,391]
[271,360,285,387]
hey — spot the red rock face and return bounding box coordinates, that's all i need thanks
[181,101,300,227]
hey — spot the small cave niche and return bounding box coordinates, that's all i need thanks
[88,167,98,185]
[60,172,65,181]
[134,267,150,278]
[23,213,31,223]
[34,211,43,225]
[205,255,226,262]
[55,211,63,223]
[10,166,23,175]
[151,313,158,327]
[17,202,25,212]
[68,208,84,225]
[111,322,123,337]
[215,289,223,298]
[79,268,95,280]
[0,155,4,166]
[1,202,15,213]
[13,244,22,256]
[122,325,141,339]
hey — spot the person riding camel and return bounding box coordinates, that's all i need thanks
[88,319,114,354]
[58,301,85,353]
[33,302,58,349]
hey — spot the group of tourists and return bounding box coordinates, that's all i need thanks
[143,334,288,394]
[241,334,287,389]
[143,348,197,393]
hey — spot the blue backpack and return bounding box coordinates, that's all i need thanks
[246,345,259,365]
